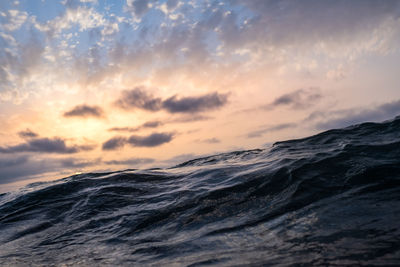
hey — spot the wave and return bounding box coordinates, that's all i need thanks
[1,117,400,266]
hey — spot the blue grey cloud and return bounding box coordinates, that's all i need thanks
[115,87,162,111]
[115,87,228,114]
[128,132,173,147]
[18,129,39,138]
[264,89,322,110]
[0,156,99,185]
[102,132,174,151]
[102,136,127,151]
[162,92,228,113]
[64,104,104,118]
[0,137,95,154]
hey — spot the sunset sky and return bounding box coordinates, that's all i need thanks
[1,0,400,187]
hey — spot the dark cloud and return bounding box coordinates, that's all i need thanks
[102,136,127,151]
[162,92,228,113]
[264,88,322,110]
[104,158,155,165]
[0,156,53,184]
[247,123,297,138]
[0,137,95,154]
[115,88,228,114]
[102,132,174,151]
[63,104,104,118]
[128,132,173,147]
[18,129,39,138]
[115,87,162,111]
[309,99,400,130]
[0,156,100,185]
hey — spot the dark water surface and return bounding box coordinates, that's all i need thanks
[1,117,400,266]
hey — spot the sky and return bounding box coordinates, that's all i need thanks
[1,0,400,187]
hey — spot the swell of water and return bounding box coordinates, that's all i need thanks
[1,117,400,266]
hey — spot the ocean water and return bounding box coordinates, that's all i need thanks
[1,117,400,266]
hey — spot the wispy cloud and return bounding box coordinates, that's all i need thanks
[18,129,39,138]
[104,158,155,165]
[199,138,221,144]
[264,88,322,110]
[307,99,400,130]
[108,120,163,132]
[247,123,297,138]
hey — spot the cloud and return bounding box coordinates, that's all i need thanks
[18,129,39,138]
[60,157,100,168]
[308,99,400,130]
[128,132,173,147]
[171,115,213,123]
[142,121,163,128]
[125,0,151,18]
[247,123,297,138]
[0,156,100,184]
[115,87,163,111]
[0,155,28,168]
[108,120,163,132]
[2,9,28,31]
[115,88,229,114]
[200,138,221,144]
[63,104,104,118]
[0,156,52,184]
[102,132,174,151]
[104,158,155,165]
[264,88,322,110]
[102,136,127,151]
[0,137,95,154]
[162,92,228,113]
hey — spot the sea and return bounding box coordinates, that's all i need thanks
[1,117,400,266]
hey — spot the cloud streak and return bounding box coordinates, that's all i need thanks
[307,99,400,130]
[109,121,163,133]
[18,129,39,138]
[264,88,322,110]
[247,123,297,138]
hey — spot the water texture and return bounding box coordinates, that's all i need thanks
[1,117,400,266]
